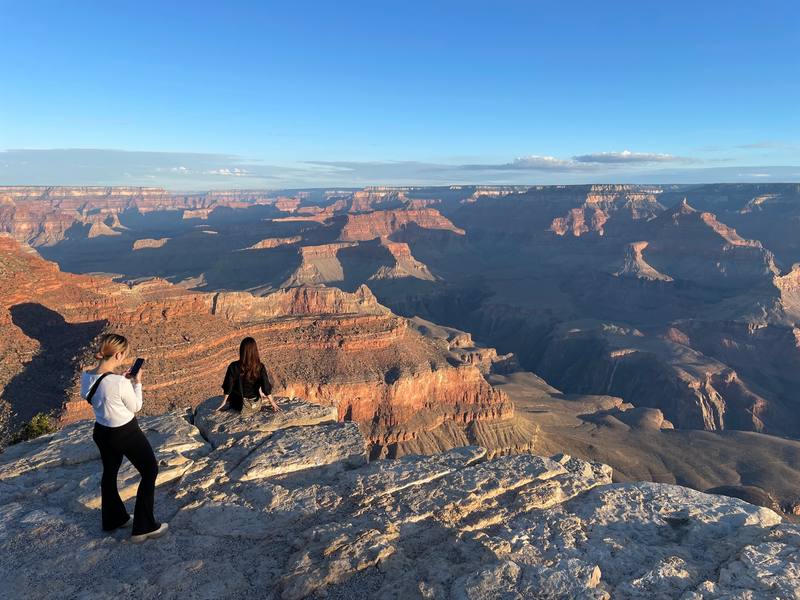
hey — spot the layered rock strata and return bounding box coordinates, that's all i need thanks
[548,185,664,237]
[338,208,465,241]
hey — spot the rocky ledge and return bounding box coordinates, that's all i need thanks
[0,398,797,599]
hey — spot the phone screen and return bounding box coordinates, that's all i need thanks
[129,357,145,377]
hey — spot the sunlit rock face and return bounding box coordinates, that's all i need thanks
[549,185,664,238]
[132,237,170,250]
[337,208,465,241]
[0,399,797,599]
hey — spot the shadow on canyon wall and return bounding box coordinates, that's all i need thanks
[1,303,106,424]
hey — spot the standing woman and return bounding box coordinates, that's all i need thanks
[217,337,281,413]
[80,333,168,543]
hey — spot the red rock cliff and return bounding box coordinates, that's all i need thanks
[339,208,465,241]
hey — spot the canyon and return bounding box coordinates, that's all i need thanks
[1,183,800,517]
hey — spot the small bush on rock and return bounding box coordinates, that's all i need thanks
[13,413,56,444]
[0,403,12,450]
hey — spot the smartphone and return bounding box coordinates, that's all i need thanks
[128,357,145,378]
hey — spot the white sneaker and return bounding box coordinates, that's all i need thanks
[131,522,169,543]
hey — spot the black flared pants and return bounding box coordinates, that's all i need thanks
[92,418,159,535]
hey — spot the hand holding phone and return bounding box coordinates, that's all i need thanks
[126,357,145,384]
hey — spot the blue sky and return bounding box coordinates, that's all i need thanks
[1,0,798,188]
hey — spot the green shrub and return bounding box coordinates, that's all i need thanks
[13,413,56,443]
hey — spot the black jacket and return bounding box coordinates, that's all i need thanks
[222,361,272,411]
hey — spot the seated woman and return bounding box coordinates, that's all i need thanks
[217,336,281,413]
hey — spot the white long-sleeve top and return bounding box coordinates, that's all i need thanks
[80,372,143,428]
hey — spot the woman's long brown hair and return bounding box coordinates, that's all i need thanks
[239,337,262,380]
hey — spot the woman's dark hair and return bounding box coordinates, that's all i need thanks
[239,337,262,380]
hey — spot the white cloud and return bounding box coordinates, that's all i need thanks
[736,141,798,150]
[459,155,586,172]
[573,150,687,164]
[499,155,578,170]
[462,151,693,171]
[206,167,250,176]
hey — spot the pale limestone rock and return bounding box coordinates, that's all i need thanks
[0,420,100,478]
[685,523,800,599]
[451,560,523,600]
[344,445,487,501]
[0,398,797,600]
[518,558,607,599]
[194,396,338,449]
[0,412,210,513]
[231,422,366,481]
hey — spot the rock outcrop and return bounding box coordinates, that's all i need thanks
[550,206,610,237]
[132,237,170,250]
[548,185,664,237]
[276,237,438,288]
[774,263,800,321]
[86,220,122,238]
[640,200,779,288]
[274,196,302,213]
[615,241,674,282]
[338,208,465,241]
[243,236,302,250]
[212,284,387,321]
[348,189,408,212]
[664,184,800,268]
[0,398,797,599]
[368,238,437,281]
[280,242,357,287]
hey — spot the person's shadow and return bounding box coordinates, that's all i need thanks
[2,303,107,425]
